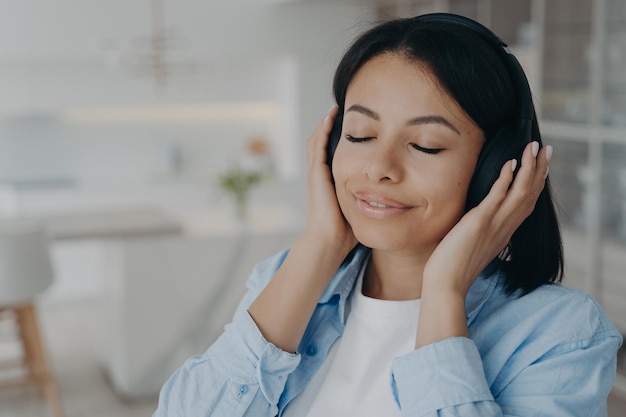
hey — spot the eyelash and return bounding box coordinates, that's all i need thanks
[344,134,372,143]
[345,135,443,155]
[411,144,443,155]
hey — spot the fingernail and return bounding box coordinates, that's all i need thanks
[511,159,518,172]
[324,114,330,124]
[532,141,539,158]
[545,145,553,162]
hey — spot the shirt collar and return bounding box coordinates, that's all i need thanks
[318,245,501,324]
[318,245,370,323]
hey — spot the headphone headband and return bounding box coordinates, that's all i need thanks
[413,13,534,122]
[412,13,507,49]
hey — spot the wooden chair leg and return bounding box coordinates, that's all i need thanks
[15,303,65,417]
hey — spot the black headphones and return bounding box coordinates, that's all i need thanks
[326,13,536,210]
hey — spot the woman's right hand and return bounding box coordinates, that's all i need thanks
[247,108,357,353]
[303,106,358,258]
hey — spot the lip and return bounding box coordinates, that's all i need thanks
[353,191,412,219]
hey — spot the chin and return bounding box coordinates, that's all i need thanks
[352,227,407,251]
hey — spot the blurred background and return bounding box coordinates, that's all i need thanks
[0,0,624,416]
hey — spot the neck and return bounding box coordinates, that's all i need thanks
[363,248,431,301]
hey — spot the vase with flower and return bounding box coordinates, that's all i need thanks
[218,166,261,222]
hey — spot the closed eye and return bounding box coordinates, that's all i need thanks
[345,134,374,143]
[411,144,443,154]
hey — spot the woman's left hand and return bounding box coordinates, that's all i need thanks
[416,141,552,347]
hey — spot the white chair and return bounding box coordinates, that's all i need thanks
[0,220,64,417]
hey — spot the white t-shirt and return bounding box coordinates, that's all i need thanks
[284,261,421,416]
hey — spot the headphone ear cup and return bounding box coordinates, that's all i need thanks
[466,122,529,210]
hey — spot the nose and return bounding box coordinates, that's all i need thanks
[362,140,402,182]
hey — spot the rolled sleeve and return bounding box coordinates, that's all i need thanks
[391,337,494,415]
[209,309,301,404]
[154,249,301,417]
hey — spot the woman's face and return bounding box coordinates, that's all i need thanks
[333,53,484,255]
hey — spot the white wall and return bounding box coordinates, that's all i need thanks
[0,1,377,304]
[0,1,377,184]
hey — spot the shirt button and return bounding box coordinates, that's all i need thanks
[239,385,248,395]
[306,345,317,356]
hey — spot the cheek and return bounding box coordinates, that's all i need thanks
[454,170,477,217]
[331,147,355,210]
[456,166,475,192]
[423,165,474,214]
[331,142,360,186]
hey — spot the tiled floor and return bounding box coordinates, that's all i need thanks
[1,299,625,417]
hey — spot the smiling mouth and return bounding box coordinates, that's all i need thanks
[355,196,411,219]
[367,201,391,208]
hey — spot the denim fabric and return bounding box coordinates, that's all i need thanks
[154,246,622,417]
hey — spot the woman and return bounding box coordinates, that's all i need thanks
[154,13,621,416]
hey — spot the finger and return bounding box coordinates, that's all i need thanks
[525,145,549,200]
[476,140,545,216]
[516,140,551,191]
[493,144,552,234]
[307,106,339,166]
[476,158,516,213]
[512,140,540,191]
[307,112,330,167]
[533,144,552,185]
[309,106,338,147]
[498,141,544,214]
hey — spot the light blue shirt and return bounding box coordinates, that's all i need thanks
[154,246,622,416]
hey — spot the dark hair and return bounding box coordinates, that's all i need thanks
[333,16,563,296]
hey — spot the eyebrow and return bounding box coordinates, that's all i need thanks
[346,104,461,135]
